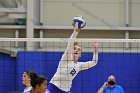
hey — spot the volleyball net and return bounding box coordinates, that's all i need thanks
[0,38,140,93]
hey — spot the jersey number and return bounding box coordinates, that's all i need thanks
[70,68,76,76]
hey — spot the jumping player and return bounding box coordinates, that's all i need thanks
[47,27,99,93]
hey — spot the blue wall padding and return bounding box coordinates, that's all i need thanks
[0,52,16,93]
[71,53,140,93]
[16,52,140,93]
[16,51,64,91]
[1,51,140,93]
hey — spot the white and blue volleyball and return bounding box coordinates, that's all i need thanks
[72,15,86,29]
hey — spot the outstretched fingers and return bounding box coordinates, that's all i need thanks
[92,40,99,48]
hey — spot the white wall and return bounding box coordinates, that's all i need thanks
[0,0,140,26]
[130,0,140,26]
[0,0,140,39]
[43,0,140,27]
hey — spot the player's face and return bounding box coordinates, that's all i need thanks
[36,80,47,93]
[22,72,30,85]
[73,45,82,62]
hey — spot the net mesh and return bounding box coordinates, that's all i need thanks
[0,38,140,93]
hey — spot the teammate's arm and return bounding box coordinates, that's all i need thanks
[79,41,99,70]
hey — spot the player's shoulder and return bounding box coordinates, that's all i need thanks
[23,87,32,93]
[76,62,83,67]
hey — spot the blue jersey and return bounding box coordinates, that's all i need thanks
[103,85,124,93]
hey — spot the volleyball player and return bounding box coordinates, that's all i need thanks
[27,75,47,93]
[22,71,38,93]
[22,71,50,93]
[47,28,99,93]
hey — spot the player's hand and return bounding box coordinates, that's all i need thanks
[72,21,80,32]
[92,41,99,48]
[92,41,99,52]
[74,28,80,32]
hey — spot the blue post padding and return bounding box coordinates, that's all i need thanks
[0,52,16,93]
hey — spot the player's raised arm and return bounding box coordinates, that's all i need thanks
[79,41,99,70]
[61,16,86,60]
[66,15,86,52]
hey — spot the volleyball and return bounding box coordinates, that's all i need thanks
[72,15,86,29]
